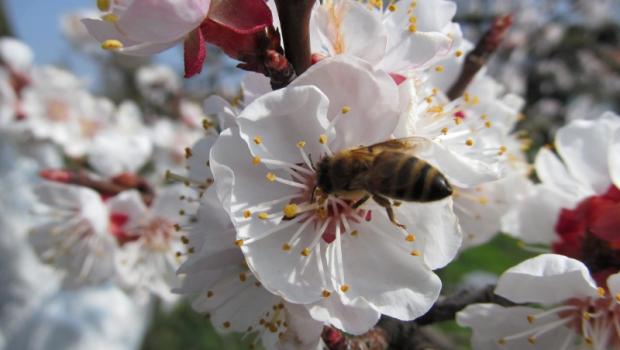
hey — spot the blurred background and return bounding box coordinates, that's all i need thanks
[0,0,618,349]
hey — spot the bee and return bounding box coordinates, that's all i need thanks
[315,137,453,228]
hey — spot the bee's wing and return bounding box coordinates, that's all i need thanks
[361,136,432,155]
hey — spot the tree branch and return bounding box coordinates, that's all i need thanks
[447,15,513,100]
[273,0,314,76]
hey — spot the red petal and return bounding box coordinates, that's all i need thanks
[389,73,407,85]
[184,27,206,78]
[590,202,620,243]
[207,0,272,32]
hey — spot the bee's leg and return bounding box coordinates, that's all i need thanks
[371,194,406,229]
[351,194,370,209]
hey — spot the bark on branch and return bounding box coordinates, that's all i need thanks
[447,15,513,100]
[273,0,314,76]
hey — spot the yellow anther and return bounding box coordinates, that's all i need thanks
[341,106,351,114]
[435,65,445,73]
[465,138,474,146]
[223,321,231,328]
[101,39,123,50]
[427,105,444,114]
[282,243,291,251]
[478,197,489,205]
[485,121,492,128]
[180,236,189,244]
[340,284,350,293]
[388,4,396,11]
[582,311,591,321]
[97,0,111,11]
[432,87,439,95]
[173,224,181,231]
[301,248,311,256]
[408,24,417,33]
[527,314,535,324]
[296,141,306,149]
[243,210,252,218]
[409,16,417,23]
[322,290,331,298]
[471,96,480,105]
[179,209,186,216]
[498,338,506,345]
[455,50,464,57]
[235,239,244,247]
[252,156,261,165]
[597,287,606,297]
[585,337,593,345]
[405,233,416,242]
[410,249,421,256]
[258,212,269,220]
[188,247,195,254]
[454,117,462,125]
[184,147,193,158]
[498,145,508,155]
[615,293,620,302]
[527,336,536,344]
[202,119,214,130]
[283,204,299,219]
[319,134,328,144]
[239,272,247,282]
[101,13,118,22]
[253,136,263,144]
[425,97,433,104]
[441,127,449,135]
[480,113,488,120]
[351,230,359,237]
[207,290,214,298]
[266,172,276,182]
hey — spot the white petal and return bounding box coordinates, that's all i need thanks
[534,147,591,198]
[241,72,271,105]
[203,95,238,130]
[187,135,217,184]
[457,304,573,350]
[495,254,599,304]
[340,225,442,321]
[501,185,572,244]
[106,190,148,230]
[88,131,153,177]
[291,56,400,151]
[308,296,379,335]
[606,272,620,298]
[610,127,620,189]
[555,118,614,194]
[237,85,331,165]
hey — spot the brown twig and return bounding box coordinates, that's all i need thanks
[323,285,515,350]
[447,15,513,100]
[273,0,314,76]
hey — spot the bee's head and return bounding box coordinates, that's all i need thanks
[315,156,332,194]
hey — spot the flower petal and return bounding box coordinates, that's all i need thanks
[183,27,206,78]
[308,296,380,335]
[495,254,599,304]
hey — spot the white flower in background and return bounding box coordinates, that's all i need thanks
[4,285,150,350]
[87,101,152,177]
[177,188,325,350]
[209,56,461,330]
[82,0,211,55]
[0,37,34,75]
[20,66,114,157]
[61,9,101,55]
[310,0,460,78]
[111,185,194,303]
[135,64,181,106]
[29,182,117,288]
[416,39,533,248]
[457,254,620,350]
[502,113,620,247]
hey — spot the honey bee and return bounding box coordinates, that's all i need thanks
[315,137,453,228]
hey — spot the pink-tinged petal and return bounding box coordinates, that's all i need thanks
[117,0,211,43]
[495,254,599,304]
[308,296,380,335]
[340,225,442,321]
[236,86,331,166]
[184,28,206,78]
[457,304,573,350]
[291,56,400,151]
[555,118,614,194]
